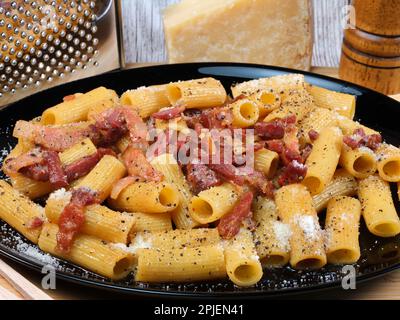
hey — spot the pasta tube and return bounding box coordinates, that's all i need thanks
[154,117,190,134]
[116,135,131,153]
[231,74,305,98]
[59,138,97,166]
[358,175,400,237]
[136,228,220,250]
[263,88,315,124]
[41,87,118,125]
[39,223,134,280]
[337,117,379,136]
[5,140,34,162]
[108,182,180,214]
[224,228,263,287]
[254,148,279,178]
[248,90,281,118]
[229,98,260,128]
[151,154,200,229]
[325,196,361,264]
[0,180,45,243]
[75,155,126,202]
[298,107,338,144]
[339,145,377,179]
[252,197,290,268]
[120,85,170,118]
[135,245,226,282]
[302,126,343,195]
[166,78,227,109]
[45,192,135,244]
[128,212,172,233]
[376,143,400,182]
[312,169,358,212]
[10,138,99,199]
[306,85,356,119]
[275,184,327,270]
[11,174,53,199]
[189,183,239,224]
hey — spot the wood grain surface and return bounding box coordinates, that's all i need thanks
[121,0,351,67]
[0,67,400,300]
[338,0,400,95]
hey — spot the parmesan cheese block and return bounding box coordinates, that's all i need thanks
[163,0,313,70]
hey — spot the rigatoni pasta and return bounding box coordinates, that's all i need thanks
[312,169,358,212]
[11,174,54,199]
[229,98,260,127]
[120,85,170,118]
[263,88,314,124]
[135,245,226,282]
[109,182,180,214]
[75,155,126,202]
[339,145,377,179]
[135,228,220,250]
[358,175,400,237]
[59,138,97,166]
[39,223,134,280]
[254,148,279,178]
[302,126,343,195]
[150,153,200,229]
[224,228,263,287]
[129,212,173,233]
[0,73,397,288]
[248,90,281,118]
[252,197,290,268]
[45,190,135,244]
[231,73,305,98]
[166,78,227,108]
[275,184,327,270]
[306,84,356,119]
[0,180,44,243]
[298,107,338,144]
[189,183,239,224]
[376,143,400,182]
[325,196,361,264]
[41,87,118,125]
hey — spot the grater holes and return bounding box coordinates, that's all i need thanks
[1,0,100,96]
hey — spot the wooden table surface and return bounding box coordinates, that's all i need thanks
[1,66,400,300]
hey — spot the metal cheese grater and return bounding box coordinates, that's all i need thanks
[0,0,120,107]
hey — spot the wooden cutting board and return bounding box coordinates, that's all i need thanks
[0,67,399,300]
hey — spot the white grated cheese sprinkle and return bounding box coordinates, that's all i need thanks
[358,146,379,160]
[48,188,72,202]
[294,214,320,241]
[0,148,9,163]
[112,234,152,254]
[16,240,59,267]
[111,243,131,253]
[250,254,260,261]
[272,221,292,251]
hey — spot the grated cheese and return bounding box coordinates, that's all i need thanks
[48,188,72,202]
[294,214,320,241]
[14,238,59,267]
[112,233,153,254]
[272,221,292,251]
[250,254,260,261]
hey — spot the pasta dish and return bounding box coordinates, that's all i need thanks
[0,73,399,287]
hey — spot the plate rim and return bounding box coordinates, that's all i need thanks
[1,62,400,297]
[1,242,399,298]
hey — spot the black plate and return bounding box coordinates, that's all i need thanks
[1,63,400,298]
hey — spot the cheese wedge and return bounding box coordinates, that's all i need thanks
[163,0,313,70]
